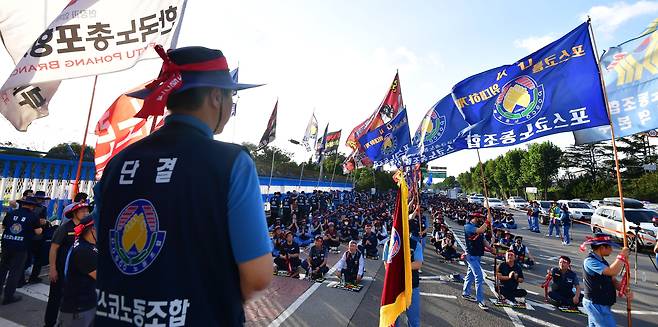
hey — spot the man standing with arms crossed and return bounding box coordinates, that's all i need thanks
[93,45,272,326]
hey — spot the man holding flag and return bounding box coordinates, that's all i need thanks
[462,212,492,310]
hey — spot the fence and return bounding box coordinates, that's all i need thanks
[1,154,352,217]
[0,154,95,218]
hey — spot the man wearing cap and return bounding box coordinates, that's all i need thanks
[21,190,51,286]
[0,196,43,304]
[462,212,491,310]
[58,216,97,326]
[302,236,329,280]
[582,233,632,327]
[93,45,271,326]
[44,201,90,326]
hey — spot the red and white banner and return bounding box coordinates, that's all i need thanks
[1,0,185,130]
[94,85,164,179]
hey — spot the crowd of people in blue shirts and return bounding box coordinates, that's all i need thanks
[267,190,394,282]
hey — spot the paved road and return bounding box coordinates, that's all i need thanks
[2,209,657,326]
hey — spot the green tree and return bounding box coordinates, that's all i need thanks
[440,176,457,189]
[503,149,526,196]
[457,171,472,193]
[521,142,562,199]
[493,155,510,199]
[561,143,610,181]
[484,159,498,197]
[45,143,94,161]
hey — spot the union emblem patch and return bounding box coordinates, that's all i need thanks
[493,75,544,125]
[110,199,166,275]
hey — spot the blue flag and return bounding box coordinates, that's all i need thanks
[574,18,658,144]
[452,22,609,149]
[406,95,470,164]
[426,172,433,186]
[358,108,411,167]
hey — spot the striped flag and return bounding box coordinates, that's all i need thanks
[258,100,278,150]
[380,172,412,326]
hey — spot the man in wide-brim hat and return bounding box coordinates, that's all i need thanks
[581,233,632,327]
[93,45,272,326]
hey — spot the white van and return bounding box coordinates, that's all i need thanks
[558,200,594,221]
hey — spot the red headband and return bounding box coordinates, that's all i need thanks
[134,45,229,119]
[578,235,613,252]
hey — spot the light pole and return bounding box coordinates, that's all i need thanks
[289,139,306,190]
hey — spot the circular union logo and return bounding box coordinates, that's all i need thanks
[110,199,166,275]
[493,75,544,125]
[386,227,401,263]
[381,134,398,155]
[9,223,22,234]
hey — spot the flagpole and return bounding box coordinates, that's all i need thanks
[317,162,323,188]
[71,75,99,199]
[267,148,276,195]
[329,152,338,187]
[298,161,305,190]
[475,149,494,235]
[588,18,632,325]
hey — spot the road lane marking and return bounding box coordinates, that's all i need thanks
[268,255,349,327]
[451,226,524,327]
[0,317,25,327]
[420,292,457,299]
[15,282,49,302]
[516,312,563,327]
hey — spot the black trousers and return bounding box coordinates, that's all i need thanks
[274,257,301,271]
[341,269,358,284]
[24,239,46,281]
[0,248,28,298]
[547,291,583,307]
[44,275,63,327]
[499,287,527,300]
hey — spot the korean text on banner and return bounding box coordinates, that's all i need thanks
[1,0,185,92]
[574,18,658,144]
[358,109,411,168]
[453,22,609,150]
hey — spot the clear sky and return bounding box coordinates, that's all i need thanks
[2,0,658,176]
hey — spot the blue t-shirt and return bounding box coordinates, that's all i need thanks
[93,114,271,264]
[584,252,608,276]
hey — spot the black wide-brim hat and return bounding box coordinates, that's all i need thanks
[17,198,41,206]
[127,46,262,99]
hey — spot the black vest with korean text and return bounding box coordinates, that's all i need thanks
[96,121,246,326]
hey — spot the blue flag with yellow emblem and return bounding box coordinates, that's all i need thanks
[452,21,609,149]
[358,108,411,167]
[574,18,658,144]
[405,95,470,164]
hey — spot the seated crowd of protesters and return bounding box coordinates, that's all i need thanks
[268,190,395,280]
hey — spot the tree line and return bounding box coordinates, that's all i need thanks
[455,136,658,202]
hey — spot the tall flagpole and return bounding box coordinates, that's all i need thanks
[329,152,338,187]
[317,161,323,188]
[72,75,99,199]
[475,149,493,236]
[298,161,305,190]
[267,148,276,195]
[588,17,632,326]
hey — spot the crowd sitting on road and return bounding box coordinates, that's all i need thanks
[267,190,395,281]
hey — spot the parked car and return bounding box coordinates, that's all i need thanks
[590,200,602,209]
[468,195,485,205]
[558,200,595,221]
[537,200,553,225]
[507,197,529,210]
[590,201,658,249]
[486,198,505,209]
